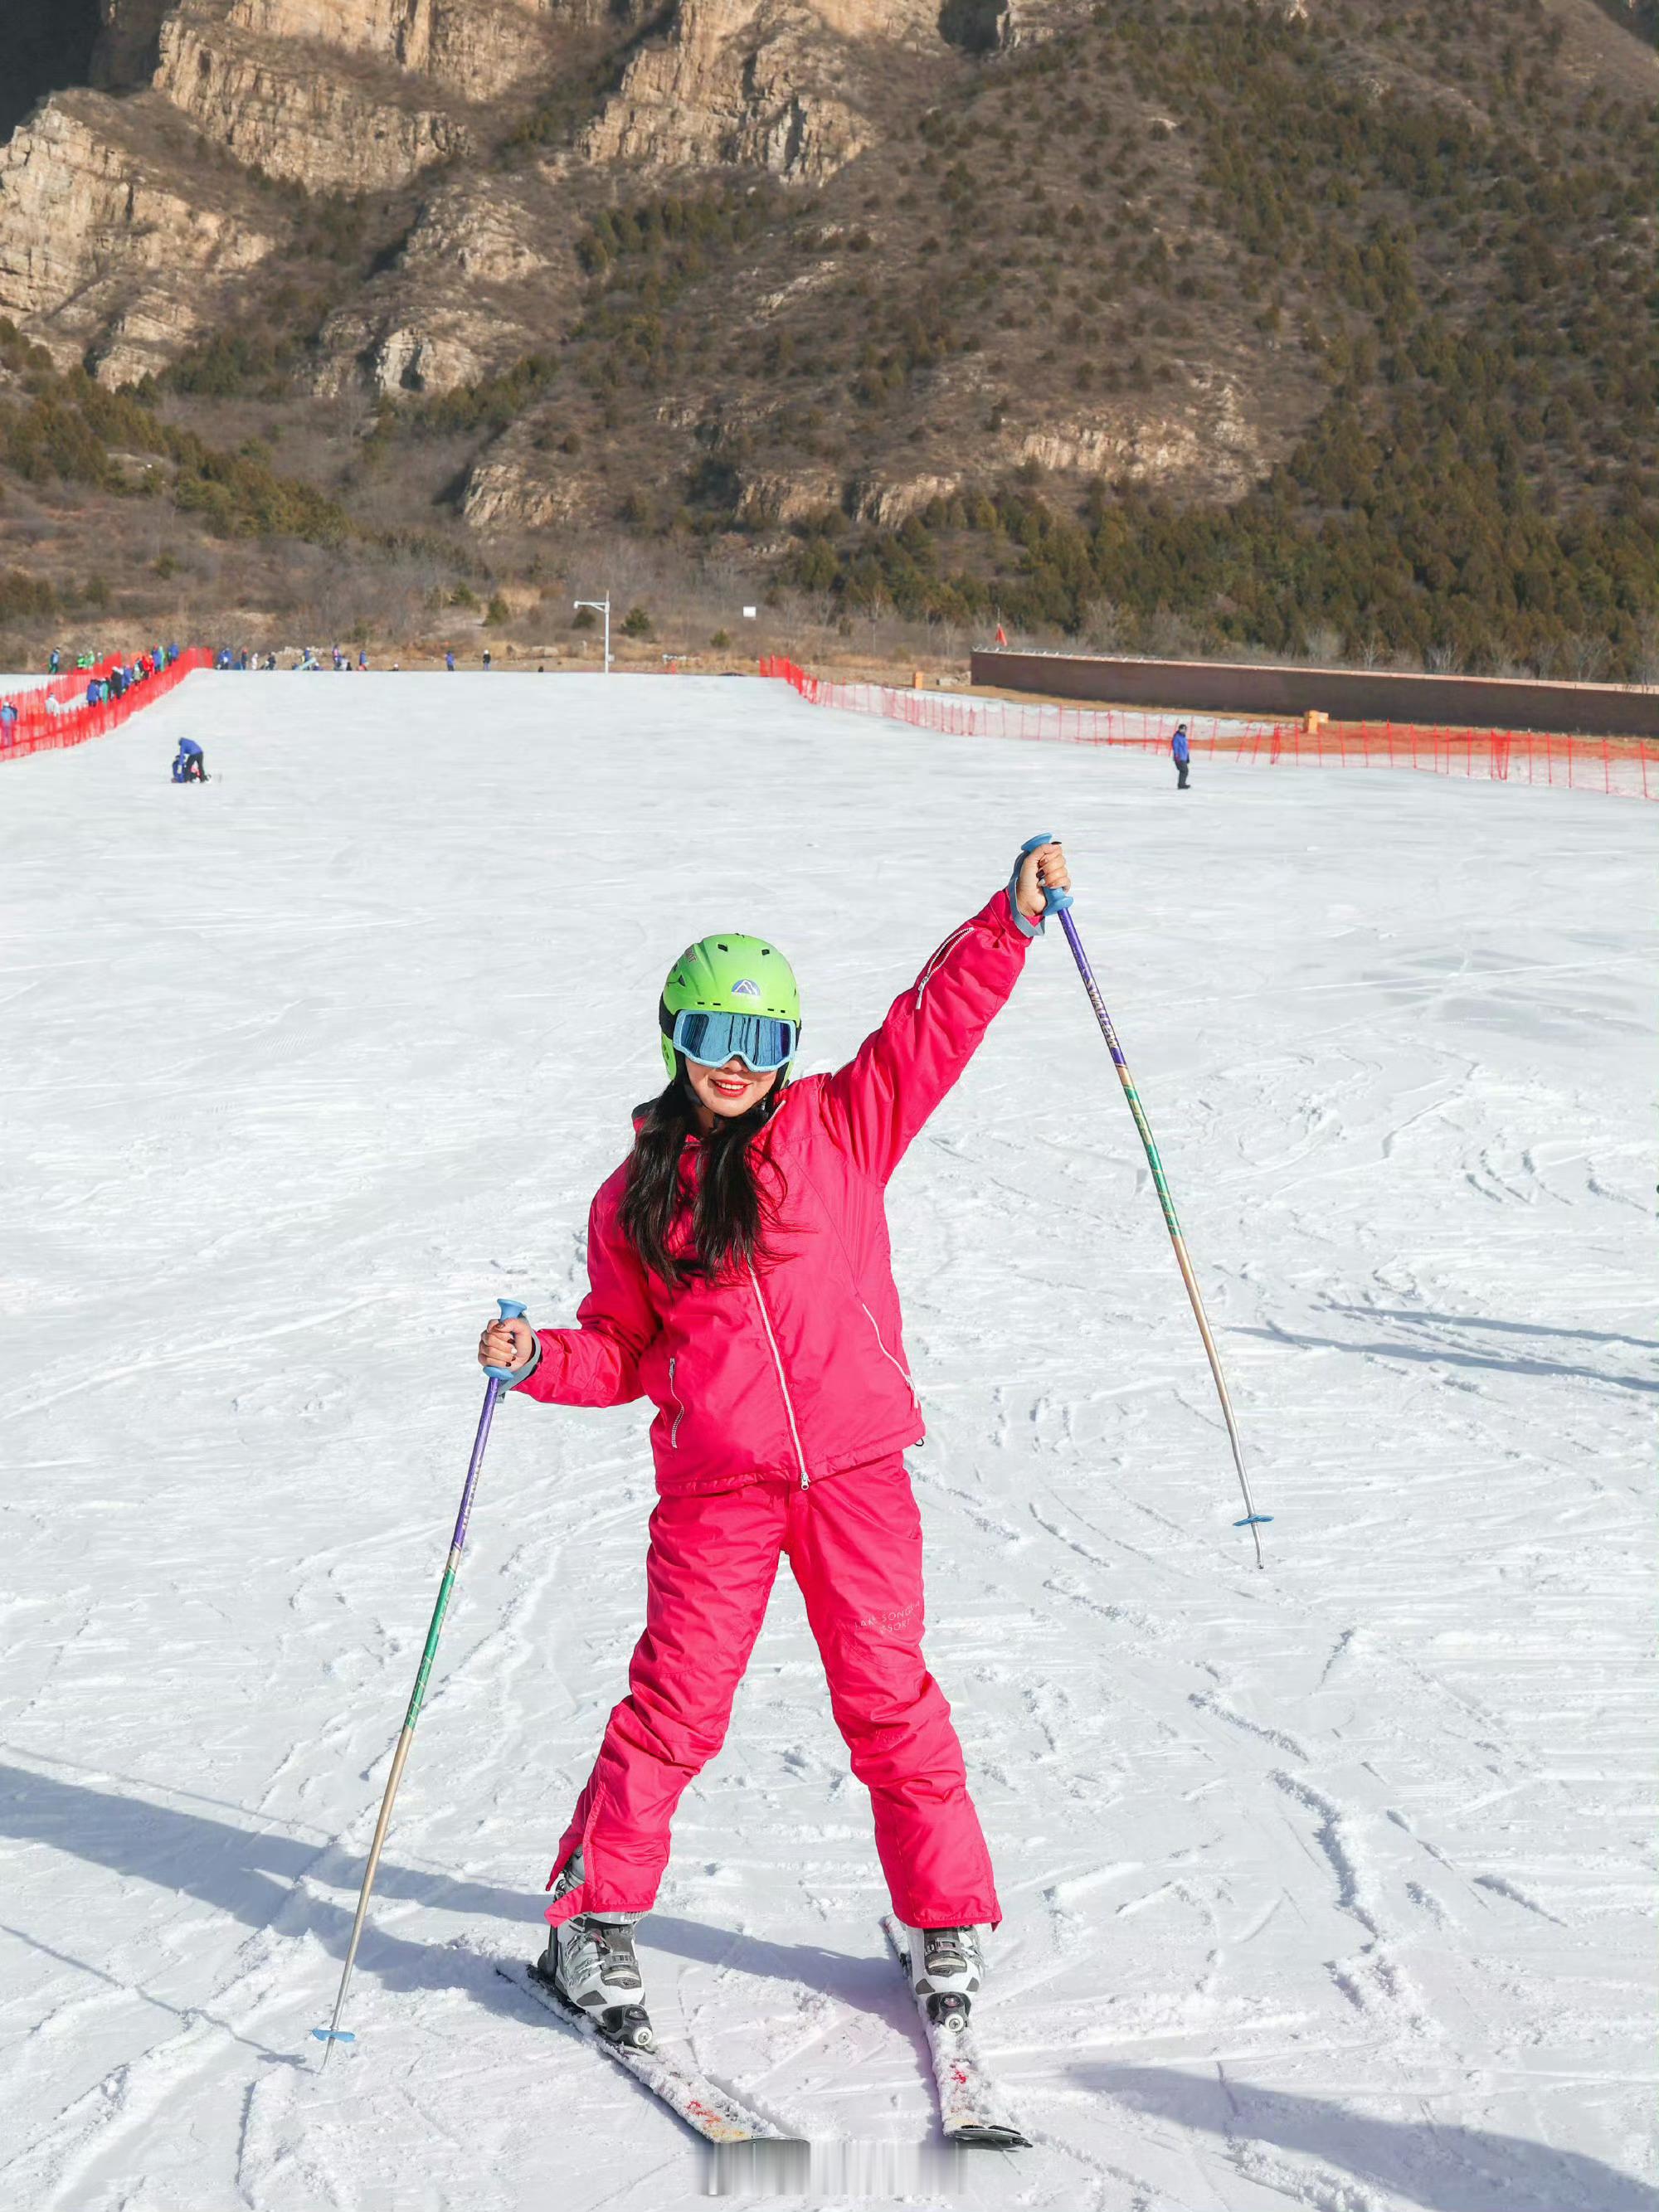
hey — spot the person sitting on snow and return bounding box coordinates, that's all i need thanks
[172,738,207,784]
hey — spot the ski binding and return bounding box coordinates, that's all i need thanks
[883,1915,1029,2149]
[499,1954,786,2146]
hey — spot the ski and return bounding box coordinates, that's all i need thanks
[882,1916,1029,2149]
[497,1957,788,2146]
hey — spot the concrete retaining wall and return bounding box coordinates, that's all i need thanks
[968,651,1659,740]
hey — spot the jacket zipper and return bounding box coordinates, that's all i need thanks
[859,1300,919,1408]
[913,924,971,1007]
[747,1259,810,1488]
[667,1356,684,1448]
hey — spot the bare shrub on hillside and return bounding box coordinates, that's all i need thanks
[1079,599,1129,654]
[1560,634,1612,682]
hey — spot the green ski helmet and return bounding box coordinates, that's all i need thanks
[659,934,801,1082]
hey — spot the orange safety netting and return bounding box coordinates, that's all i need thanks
[758,658,1657,801]
[0,649,213,765]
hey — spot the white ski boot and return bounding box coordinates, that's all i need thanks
[533,1853,654,2051]
[901,1924,985,2032]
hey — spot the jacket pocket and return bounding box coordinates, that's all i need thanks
[859,1300,919,1407]
[666,1355,686,1448]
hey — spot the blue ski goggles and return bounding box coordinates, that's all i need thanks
[669,1009,798,1072]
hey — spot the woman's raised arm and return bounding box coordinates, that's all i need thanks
[819,839,1068,1183]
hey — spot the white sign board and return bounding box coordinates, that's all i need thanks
[742,606,757,620]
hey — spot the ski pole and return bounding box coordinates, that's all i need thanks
[1029,844,1270,1567]
[313,1296,528,2063]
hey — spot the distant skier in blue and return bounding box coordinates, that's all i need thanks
[172,738,207,784]
[1171,722,1191,790]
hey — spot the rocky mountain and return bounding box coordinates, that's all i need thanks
[2,0,957,384]
[0,0,1655,673]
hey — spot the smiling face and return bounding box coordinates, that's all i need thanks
[683,1054,780,1128]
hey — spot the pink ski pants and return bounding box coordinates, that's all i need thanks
[544,1454,1001,1930]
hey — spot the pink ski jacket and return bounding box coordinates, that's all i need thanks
[513,887,1034,1495]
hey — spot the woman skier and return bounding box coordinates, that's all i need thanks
[478,835,1071,2048]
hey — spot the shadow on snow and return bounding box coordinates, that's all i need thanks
[8,1760,1654,2209]
[1077,2064,1659,2212]
[0,1761,904,2042]
[1325,1307,1659,1355]
[1233,1310,1657,1393]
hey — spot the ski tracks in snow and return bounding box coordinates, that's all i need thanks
[1,679,1653,2210]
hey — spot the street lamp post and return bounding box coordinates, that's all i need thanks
[573,596,611,675]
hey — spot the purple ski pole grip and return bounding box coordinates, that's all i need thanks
[483,1297,528,1383]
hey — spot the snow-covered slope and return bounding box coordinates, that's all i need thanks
[1,673,1653,2210]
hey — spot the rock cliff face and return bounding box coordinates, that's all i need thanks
[207,0,573,106]
[92,0,572,99]
[0,93,279,381]
[153,12,476,193]
[0,0,578,374]
[1014,376,1264,498]
[309,166,579,398]
[0,0,932,382]
[582,0,932,179]
[460,425,593,528]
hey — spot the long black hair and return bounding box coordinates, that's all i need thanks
[620,1073,783,1287]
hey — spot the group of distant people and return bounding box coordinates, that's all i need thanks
[85,644,178,709]
[46,643,180,699]
[216,644,499,668]
[212,647,372,671]
[198,644,498,673]
[1,643,183,745]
